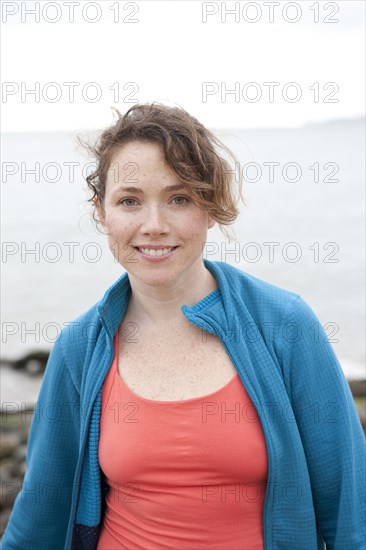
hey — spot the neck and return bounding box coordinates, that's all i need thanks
[126,264,217,326]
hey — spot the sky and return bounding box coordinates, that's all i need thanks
[1,0,365,132]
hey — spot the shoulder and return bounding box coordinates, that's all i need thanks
[58,301,102,351]
[213,260,302,324]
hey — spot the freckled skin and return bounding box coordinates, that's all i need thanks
[96,141,238,400]
[97,140,216,295]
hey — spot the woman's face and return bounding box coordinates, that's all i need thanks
[97,140,215,287]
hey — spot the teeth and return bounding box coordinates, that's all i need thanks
[139,247,174,256]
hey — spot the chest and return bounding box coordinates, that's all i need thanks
[117,317,238,401]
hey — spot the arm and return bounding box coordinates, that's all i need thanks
[278,296,366,549]
[1,331,80,550]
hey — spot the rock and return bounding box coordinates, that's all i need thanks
[18,463,27,478]
[8,351,49,374]
[0,481,19,509]
[0,458,14,483]
[0,434,19,459]
[13,444,27,465]
[0,508,12,533]
[348,379,366,397]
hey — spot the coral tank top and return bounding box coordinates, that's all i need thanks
[97,331,268,550]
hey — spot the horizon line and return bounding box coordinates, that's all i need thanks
[2,115,364,135]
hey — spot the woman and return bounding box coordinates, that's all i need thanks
[1,103,365,550]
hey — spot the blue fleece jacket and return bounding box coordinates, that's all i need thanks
[1,260,365,549]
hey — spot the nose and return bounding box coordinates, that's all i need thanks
[140,204,170,235]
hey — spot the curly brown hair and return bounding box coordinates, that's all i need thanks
[77,102,245,242]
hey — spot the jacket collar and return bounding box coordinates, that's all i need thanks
[97,259,237,339]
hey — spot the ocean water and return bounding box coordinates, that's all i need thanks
[1,119,365,381]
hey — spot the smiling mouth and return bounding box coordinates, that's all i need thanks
[134,246,178,256]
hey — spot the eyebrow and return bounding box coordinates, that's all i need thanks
[114,184,186,194]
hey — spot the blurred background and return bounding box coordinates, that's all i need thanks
[1,0,365,535]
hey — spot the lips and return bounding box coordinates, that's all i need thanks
[134,246,178,256]
[134,246,178,250]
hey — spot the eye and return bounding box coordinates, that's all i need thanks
[172,196,190,205]
[119,196,190,207]
[120,198,138,207]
